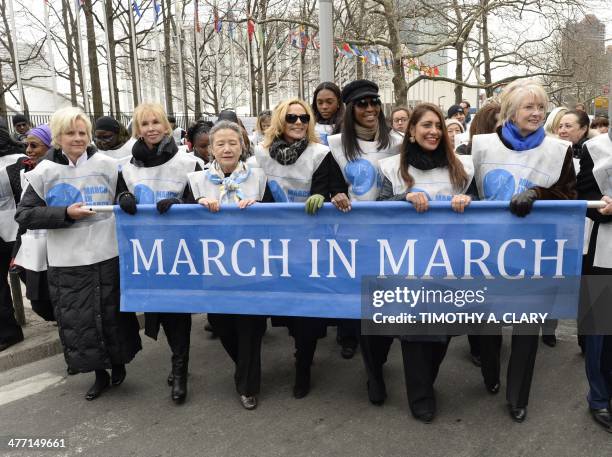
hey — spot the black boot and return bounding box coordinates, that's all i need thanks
[293,363,311,399]
[85,370,110,401]
[171,357,188,404]
[111,364,126,386]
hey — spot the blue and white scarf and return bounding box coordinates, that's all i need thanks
[207,160,251,203]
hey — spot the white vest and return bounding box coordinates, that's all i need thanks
[121,152,198,203]
[26,153,119,267]
[97,138,136,160]
[585,134,612,268]
[315,123,334,146]
[379,154,474,200]
[188,164,267,202]
[254,142,329,203]
[472,133,568,201]
[0,153,25,242]
[328,131,402,201]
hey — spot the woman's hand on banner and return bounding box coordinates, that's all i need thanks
[331,193,351,213]
[599,196,612,215]
[405,192,429,213]
[451,194,471,213]
[305,194,325,215]
[238,199,256,209]
[118,192,137,215]
[67,202,96,220]
[198,197,220,212]
[509,188,538,217]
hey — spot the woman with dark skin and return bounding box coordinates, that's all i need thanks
[312,82,344,145]
[94,116,135,160]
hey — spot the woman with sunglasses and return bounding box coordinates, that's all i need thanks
[117,103,201,405]
[376,103,474,423]
[253,98,347,398]
[325,80,403,366]
[312,82,344,145]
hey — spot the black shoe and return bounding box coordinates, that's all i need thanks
[293,366,311,399]
[67,367,78,376]
[0,334,24,352]
[167,371,174,386]
[508,405,527,423]
[590,408,612,433]
[367,380,387,406]
[341,345,355,359]
[172,375,187,404]
[239,395,258,410]
[111,365,126,386]
[412,410,435,423]
[85,371,110,401]
[470,353,482,367]
[542,334,557,347]
[486,382,500,395]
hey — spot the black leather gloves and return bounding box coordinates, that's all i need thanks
[118,192,137,215]
[509,189,538,217]
[157,197,182,214]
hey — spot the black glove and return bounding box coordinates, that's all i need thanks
[509,189,538,217]
[157,197,182,214]
[118,192,137,215]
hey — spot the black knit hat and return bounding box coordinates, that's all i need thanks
[217,109,239,124]
[341,80,379,104]
[12,114,28,125]
[95,116,121,134]
[447,105,464,119]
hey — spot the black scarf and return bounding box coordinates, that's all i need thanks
[404,139,448,170]
[132,136,178,167]
[571,137,587,160]
[269,137,309,165]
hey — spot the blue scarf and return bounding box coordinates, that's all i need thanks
[207,161,251,203]
[501,121,546,151]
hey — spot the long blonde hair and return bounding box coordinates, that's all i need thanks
[263,99,319,148]
[132,103,172,138]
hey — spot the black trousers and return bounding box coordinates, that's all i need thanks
[160,313,192,364]
[208,314,266,396]
[0,241,23,345]
[479,324,539,408]
[360,335,394,392]
[401,340,450,414]
[337,319,359,349]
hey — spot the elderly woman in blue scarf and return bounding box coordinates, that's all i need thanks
[187,120,272,410]
[471,79,576,423]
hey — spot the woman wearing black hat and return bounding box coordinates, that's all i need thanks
[326,80,403,366]
[94,116,135,160]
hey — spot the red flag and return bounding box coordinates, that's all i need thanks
[434,66,440,76]
[247,18,255,41]
[194,1,201,33]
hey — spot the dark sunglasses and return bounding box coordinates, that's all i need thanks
[285,114,311,124]
[355,97,382,108]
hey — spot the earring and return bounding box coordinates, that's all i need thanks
[409,136,415,143]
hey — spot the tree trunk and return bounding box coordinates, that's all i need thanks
[83,0,103,117]
[67,0,85,107]
[248,38,257,116]
[454,42,463,104]
[0,63,7,117]
[61,0,77,105]
[481,0,493,97]
[104,0,120,115]
[163,0,173,114]
[127,5,139,110]
[194,28,201,118]
[381,0,407,105]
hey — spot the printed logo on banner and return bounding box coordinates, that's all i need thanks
[268,180,288,202]
[483,169,515,200]
[345,159,376,195]
[46,183,83,206]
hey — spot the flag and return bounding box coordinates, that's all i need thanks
[350,44,361,56]
[213,7,222,33]
[299,26,309,49]
[434,66,440,76]
[194,1,201,33]
[342,43,354,58]
[153,0,162,23]
[247,18,255,41]
[132,1,141,17]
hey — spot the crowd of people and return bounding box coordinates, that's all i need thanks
[1,78,612,433]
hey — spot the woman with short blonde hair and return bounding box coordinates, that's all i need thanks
[49,106,92,148]
[263,99,320,148]
[498,79,548,125]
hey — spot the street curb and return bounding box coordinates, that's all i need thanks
[0,314,146,372]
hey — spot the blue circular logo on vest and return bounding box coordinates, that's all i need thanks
[46,183,83,206]
[345,159,377,196]
[483,169,515,201]
[134,184,155,204]
[268,180,288,202]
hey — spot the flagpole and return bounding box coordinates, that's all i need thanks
[275,33,280,105]
[194,1,201,114]
[175,0,187,117]
[101,0,116,114]
[73,0,90,114]
[257,22,268,109]
[228,4,236,110]
[246,26,253,116]
[43,0,59,110]
[127,0,141,105]
[154,1,165,108]
[7,0,26,112]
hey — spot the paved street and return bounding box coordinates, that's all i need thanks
[1,318,611,457]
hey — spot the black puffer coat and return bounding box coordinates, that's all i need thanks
[15,148,142,372]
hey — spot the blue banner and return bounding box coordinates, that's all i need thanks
[115,201,586,318]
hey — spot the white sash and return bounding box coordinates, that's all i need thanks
[328,131,402,201]
[0,154,26,242]
[254,142,329,203]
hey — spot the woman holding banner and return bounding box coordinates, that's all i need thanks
[326,80,403,380]
[576,129,612,433]
[471,79,576,422]
[117,103,201,405]
[253,98,345,398]
[375,103,474,423]
[15,107,142,400]
[187,120,272,410]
